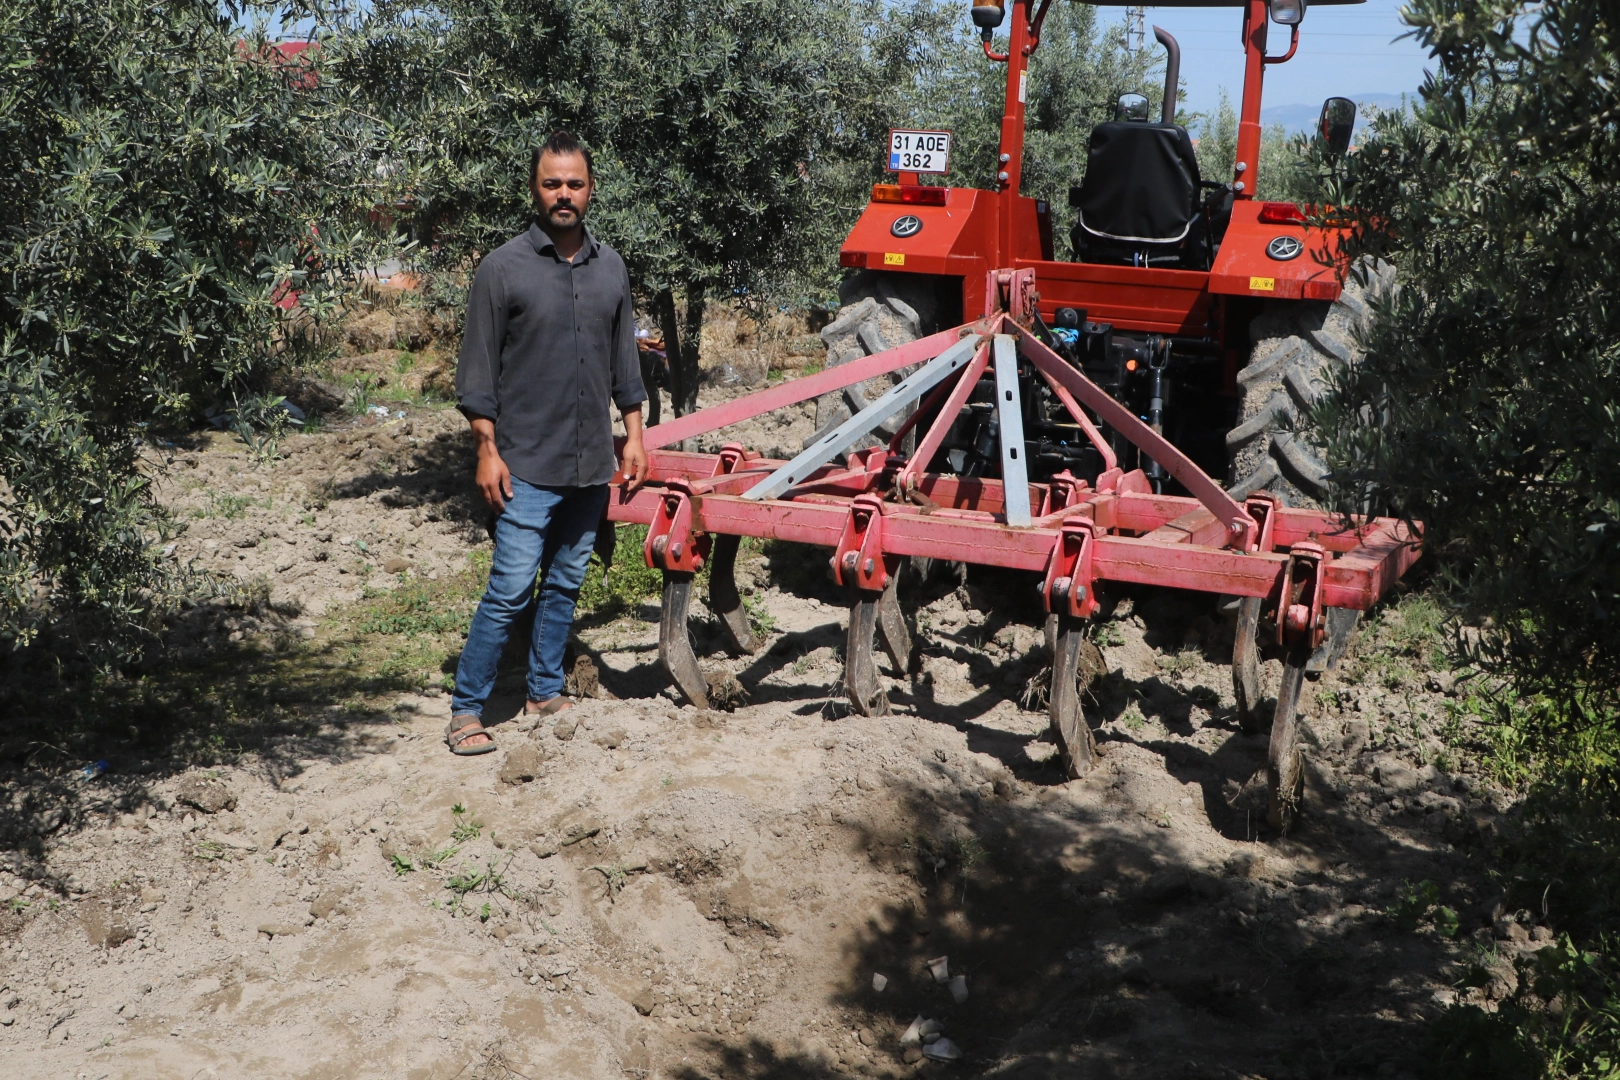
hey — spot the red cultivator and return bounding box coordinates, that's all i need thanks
[609,269,1419,831]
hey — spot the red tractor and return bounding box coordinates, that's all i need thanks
[614,0,1415,833]
[822,0,1384,514]
[817,0,1390,721]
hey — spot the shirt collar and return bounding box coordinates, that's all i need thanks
[528,221,599,264]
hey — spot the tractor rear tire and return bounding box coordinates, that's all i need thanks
[1226,257,1395,508]
[806,271,943,450]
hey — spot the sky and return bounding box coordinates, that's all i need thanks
[1125,0,1434,123]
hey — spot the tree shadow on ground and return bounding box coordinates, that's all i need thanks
[667,762,1469,1080]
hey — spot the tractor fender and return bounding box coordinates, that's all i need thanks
[837,189,1045,281]
[1209,200,1350,303]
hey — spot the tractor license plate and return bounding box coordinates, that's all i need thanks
[888,129,951,174]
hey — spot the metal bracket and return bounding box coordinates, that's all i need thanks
[1040,469,1088,516]
[744,333,983,502]
[713,442,759,477]
[1042,517,1098,618]
[644,483,710,573]
[1276,542,1326,648]
[984,267,1038,323]
[1244,490,1280,553]
[831,494,889,590]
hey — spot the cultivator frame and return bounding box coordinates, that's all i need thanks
[607,269,1419,830]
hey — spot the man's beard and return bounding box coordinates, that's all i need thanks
[544,202,584,229]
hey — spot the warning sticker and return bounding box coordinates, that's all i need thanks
[1249,276,1276,292]
[884,253,906,266]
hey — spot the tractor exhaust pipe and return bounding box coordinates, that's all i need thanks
[1153,26,1180,125]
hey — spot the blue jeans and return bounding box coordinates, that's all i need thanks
[451,479,608,718]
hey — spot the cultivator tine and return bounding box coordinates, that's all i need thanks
[1266,641,1311,833]
[659,571,710,709]
[707,534,757,656]
[875,574,912,676]
[1232,596,1264,734]
[1048,612,1096,778]
[845,588,891,716]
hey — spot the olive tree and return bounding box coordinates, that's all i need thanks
[1314,0,1620,721]
[0,0,370,662]
[339,0,934,416]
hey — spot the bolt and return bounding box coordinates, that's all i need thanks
[863,558,875,575]
[998,170,1010,182]
[670,542,683,560]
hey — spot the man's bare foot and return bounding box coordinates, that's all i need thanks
[524,697,575,715]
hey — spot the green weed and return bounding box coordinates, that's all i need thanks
[390,853,415,876]
[450,803,482,843]
[1390,878,1460,938]
[191,492,270,520]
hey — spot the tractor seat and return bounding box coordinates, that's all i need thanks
[1070,121,1202,266]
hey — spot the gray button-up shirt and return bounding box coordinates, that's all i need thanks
[455,224,647,488]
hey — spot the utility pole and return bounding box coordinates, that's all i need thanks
[1125,6,1145,53]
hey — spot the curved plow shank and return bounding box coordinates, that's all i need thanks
[659,571,710,708]
[876,574,912,676]
[1266,641,1312,832]
[845,589,891,716]
[1049,613,1097,779]
[1232,596,1265,734]
[707,534,757,656]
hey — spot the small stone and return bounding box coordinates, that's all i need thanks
[871,972,888,993]
[1223,851,1267,879]
[1485,958,1519,1001]
[175,774,237,814]
[383,556,412,574]
[554,715,579,741]
[309,891,348,920]
[530,839,559,859]
[1531,925,1554,942]
[632,989,656,1016]
[498,746,543,785]
[948,974,968,1003]
[902,1047,924,1064]
[559,817,602,846]
[591,727,627,750]
[923,1037,962,1062]
[927,956,950,983]
[858,1027,874,1046]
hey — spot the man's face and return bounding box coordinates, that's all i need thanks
[532,150,592,231]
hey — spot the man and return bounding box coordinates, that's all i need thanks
[445,130,649,755]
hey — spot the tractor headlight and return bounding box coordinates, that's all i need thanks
[1268,0,1306,25]
[971,0,1005,32]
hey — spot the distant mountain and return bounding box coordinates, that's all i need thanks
[1261,93,1411,134]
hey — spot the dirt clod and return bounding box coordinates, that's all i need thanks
[497,745,543,785]
[174,774,237,814]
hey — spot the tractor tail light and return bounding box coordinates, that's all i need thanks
[1258,201,1307,224]
[872,184,948,206]
[1303,280,1340,301]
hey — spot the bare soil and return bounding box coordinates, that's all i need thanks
[0,306,1535,1080]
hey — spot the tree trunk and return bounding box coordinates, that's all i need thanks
[653,287,683,420]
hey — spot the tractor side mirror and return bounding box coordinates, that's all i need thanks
[1116,93,1150,123]
[1319,96,1356,156]
[1268,0,1306,25]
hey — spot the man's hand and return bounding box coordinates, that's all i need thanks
[619,407,650,491]
[469,417,513,511]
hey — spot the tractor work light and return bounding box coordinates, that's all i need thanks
[872,184,948,206]
[971,0,1005,34]
[1258,201,1307,225]
[1268,0,1306,25]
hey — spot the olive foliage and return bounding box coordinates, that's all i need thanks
[0,1,369,659]
[1315,0,1620,719]
[335,0,935,415]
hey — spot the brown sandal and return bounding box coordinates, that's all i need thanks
[528,696,575,715]
[445,716,497,756]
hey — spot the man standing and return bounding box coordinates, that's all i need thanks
[446,130,649,755]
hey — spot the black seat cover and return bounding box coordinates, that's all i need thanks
[1073,122,1201,247]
